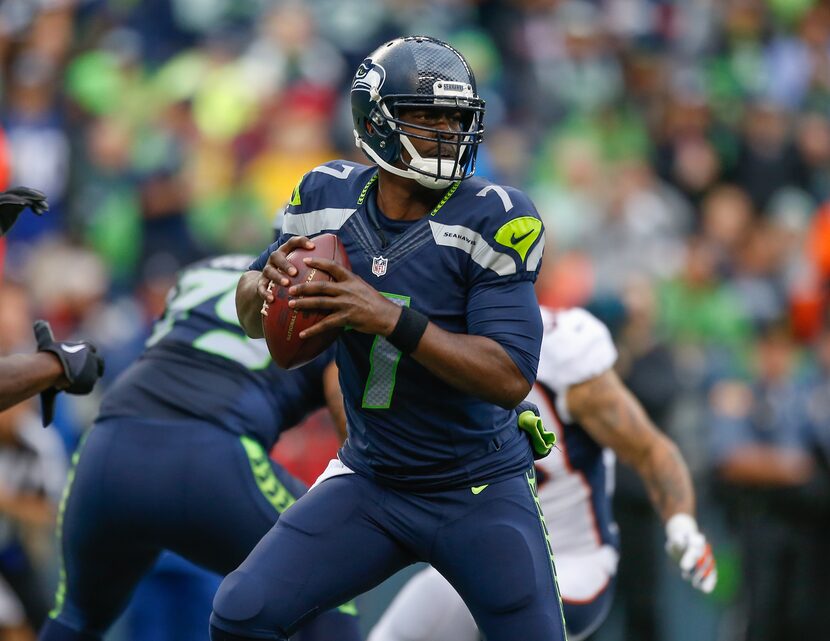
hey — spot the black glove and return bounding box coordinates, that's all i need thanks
[33,320,105,427]
[516,400,556,460]
[0,187,49,236]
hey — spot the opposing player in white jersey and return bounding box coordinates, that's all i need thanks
[369,307,717,641]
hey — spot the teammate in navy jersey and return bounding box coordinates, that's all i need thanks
[369,308,717,641]
[37,254,361,641]
[211,36,566,641]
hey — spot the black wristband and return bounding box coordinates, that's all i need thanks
[386,307,428,355]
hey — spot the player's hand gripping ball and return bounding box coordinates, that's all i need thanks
[261,234,351,369]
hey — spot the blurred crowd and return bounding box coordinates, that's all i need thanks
[0,0,830,640]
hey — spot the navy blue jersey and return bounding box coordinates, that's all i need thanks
[98,255,331,448]
[251,161,546,490]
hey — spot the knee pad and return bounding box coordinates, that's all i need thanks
[213,569,325,640]
[212,572,298,641]
[38,618,102,641]
[213,571,267,624]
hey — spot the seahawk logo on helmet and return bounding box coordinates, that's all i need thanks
[352,61,386,94]
[351,36,485,190]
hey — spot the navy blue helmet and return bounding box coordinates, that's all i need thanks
[351,36,485,189]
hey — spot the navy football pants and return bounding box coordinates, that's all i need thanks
[210,467,567,641]
[37,418,360,641]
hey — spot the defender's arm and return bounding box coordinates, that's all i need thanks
[567,368,694,520]
[567,368,717,593]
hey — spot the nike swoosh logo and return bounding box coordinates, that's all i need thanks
[471,484,489,495]
[60,344,85,354]
[510,230,533,245]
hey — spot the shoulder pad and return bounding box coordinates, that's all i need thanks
[537,307,617,392]
[433,179,545,279]
[283,161,376,237]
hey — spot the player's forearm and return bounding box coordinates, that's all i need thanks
[0,353,64,412]
[236,271,266,339]
[635,434,696,523]
[571,372,695,522]
[411,324,530,408]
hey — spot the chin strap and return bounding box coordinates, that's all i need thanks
[354,132,457,190]
[398,131,464,189]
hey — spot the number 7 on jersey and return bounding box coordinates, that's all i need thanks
[362,293,410,409]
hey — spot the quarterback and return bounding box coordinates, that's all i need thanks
[212,36,565,641]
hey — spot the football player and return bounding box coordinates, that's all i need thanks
[369,308,717,641]
[0,188,103,422]
[213,37,565,641]
[37,254,361,641]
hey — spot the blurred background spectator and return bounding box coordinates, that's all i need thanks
[708,321,828,641]
[0,0,828,640]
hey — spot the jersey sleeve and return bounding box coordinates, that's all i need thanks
[466,279,543,386]
[536,308,618,420]
[464,189,545,294]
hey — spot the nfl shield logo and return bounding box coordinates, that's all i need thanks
[372,255,388,277]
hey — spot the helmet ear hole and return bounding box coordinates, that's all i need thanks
[366,109,393,139]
